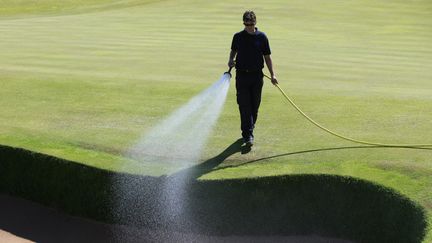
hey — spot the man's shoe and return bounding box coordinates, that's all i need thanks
[245,136,254,147]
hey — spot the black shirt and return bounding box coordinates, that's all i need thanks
[231,28,271,70]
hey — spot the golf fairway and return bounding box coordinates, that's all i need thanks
[1,0,431,241]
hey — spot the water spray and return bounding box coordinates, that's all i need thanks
[125,69,232,175]
[113,69,233,235]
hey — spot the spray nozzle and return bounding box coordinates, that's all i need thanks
[224,66,233,78]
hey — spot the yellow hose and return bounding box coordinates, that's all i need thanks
[263,74,432,148]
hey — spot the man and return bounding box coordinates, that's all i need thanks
[228,10,278,147]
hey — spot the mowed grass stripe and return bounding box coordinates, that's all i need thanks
[0,0,161,18]
[1,47,430,79]
[295,57,431,73]
[4,23,431,78]
[1,4,429,64]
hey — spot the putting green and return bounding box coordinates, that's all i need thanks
[1,0,431,241]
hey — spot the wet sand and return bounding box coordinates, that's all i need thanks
[0,194,353,243]
[0,229,34,243]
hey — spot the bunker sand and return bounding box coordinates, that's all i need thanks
[0,194,352,243]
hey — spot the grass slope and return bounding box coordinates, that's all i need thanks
[1,0,432,241]
[0,145,427,243]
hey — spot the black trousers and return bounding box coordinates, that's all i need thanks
[235,70,264,139]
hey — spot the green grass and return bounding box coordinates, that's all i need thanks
[0,0,158,17]
[1,0,432,241]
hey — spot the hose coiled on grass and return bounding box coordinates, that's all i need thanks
[264,74,432,148]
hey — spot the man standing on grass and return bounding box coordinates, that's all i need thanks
[228,10,278,147]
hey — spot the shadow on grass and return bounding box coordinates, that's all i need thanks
[210,144,432,173]
[173,138,245,179]
[0,144,428,243]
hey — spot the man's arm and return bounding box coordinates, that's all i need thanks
[264,55,278,85]
[228,50,237,68]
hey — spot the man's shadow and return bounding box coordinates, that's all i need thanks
[172,138,250,180]
[171,141,432,180]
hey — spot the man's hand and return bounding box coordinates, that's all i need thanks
[228,59,235,68]
[228,50,237,68]
[264,55,277,85]
[271,75,278,85]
